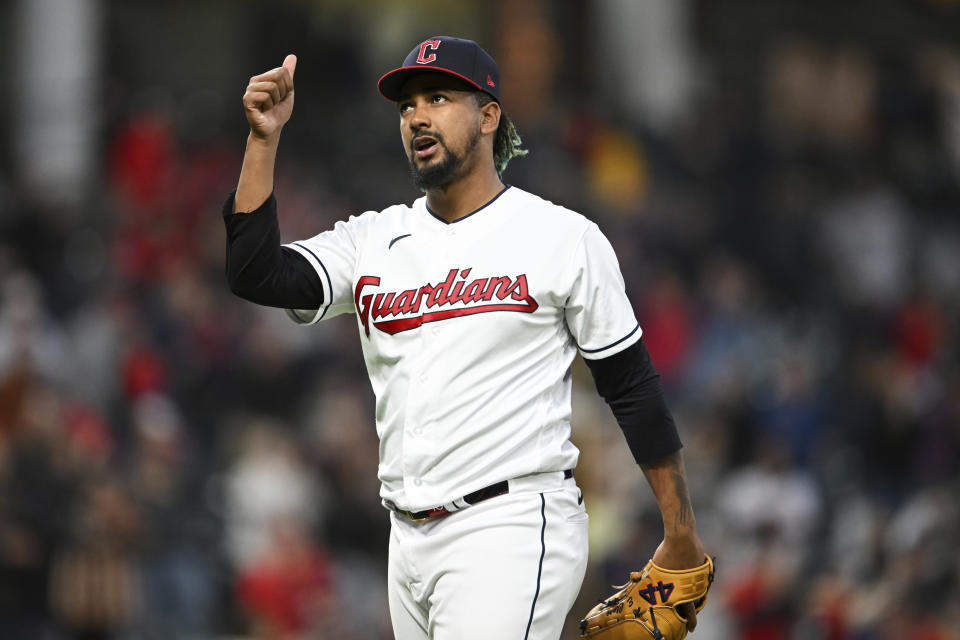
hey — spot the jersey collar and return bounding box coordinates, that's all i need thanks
[424,185,512,225]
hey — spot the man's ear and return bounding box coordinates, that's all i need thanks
[479,100,501,136]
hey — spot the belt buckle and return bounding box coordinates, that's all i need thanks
[385,501,428,523]
[406,506,448,522]
[406,510,430,523]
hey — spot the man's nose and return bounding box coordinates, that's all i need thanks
[408,102,430,130]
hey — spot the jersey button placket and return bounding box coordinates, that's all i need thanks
[440,224,456,260]
[403,334,432,501]
[402,219,447,502]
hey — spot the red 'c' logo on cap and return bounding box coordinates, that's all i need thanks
[416,40,441,64]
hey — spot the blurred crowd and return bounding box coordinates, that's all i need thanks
[1,1,959,639]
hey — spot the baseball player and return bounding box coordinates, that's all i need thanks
[223,37,707,639]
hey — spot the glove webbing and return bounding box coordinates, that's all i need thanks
[648,607,663,640]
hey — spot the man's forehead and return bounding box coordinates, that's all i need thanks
[397,72,477,99]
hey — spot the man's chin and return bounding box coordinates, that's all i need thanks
[410,155,459,191]
[413,150,444,168]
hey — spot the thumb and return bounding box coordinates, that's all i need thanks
[283,54,297,79]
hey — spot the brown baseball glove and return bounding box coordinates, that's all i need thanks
[579,555,715,639]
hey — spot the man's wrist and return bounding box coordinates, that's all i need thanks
[663,529,701,548]
[247,130,282,148]
[652,532,705,569]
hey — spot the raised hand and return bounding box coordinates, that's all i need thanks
[242,54,297,141]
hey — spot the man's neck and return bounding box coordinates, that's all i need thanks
[425,168,504,223]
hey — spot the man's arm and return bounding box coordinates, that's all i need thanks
[222,54,325,311]
[584,339,681,465]
[641,451,705,567]
[223,193,324,308]
[584,338,705,631]
[642,451,705,631]
[235,54,296,212]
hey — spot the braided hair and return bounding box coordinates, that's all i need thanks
[475,92,528,176]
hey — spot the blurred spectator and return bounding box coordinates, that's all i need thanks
[126,393,218,638]
[717,438,823,564]
[224,421,326,572]
[49,476,143,640]
[235,516,336,640]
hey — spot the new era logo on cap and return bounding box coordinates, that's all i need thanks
[378,36,501,103]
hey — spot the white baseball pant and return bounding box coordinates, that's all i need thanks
[387,471,589,639]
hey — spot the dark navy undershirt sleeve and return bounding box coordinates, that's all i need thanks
[222,191,325,310]
[584,338,682,466]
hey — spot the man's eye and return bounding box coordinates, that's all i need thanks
[399,103,413,113]
[432,94,447,103]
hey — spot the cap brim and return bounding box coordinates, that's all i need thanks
[377,66,485,101]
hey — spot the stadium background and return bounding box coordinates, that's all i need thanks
[1,0,959,638]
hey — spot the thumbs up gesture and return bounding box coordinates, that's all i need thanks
[242,54,297,141]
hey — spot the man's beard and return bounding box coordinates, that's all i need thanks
[408,126,480,191]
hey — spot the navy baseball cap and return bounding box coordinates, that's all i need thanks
[378,36,501,103]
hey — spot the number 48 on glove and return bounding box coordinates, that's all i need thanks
[580,555,715,640]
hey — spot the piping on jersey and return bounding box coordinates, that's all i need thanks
[355,267,538,336]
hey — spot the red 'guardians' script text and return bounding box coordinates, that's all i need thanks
[354,268,538,336]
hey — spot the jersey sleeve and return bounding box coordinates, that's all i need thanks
[282,217,363,325]
[564,223,642,359]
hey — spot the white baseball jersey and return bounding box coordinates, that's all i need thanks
[283,186,641,511]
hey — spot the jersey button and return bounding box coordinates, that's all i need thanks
[419,372,428,382]
[413,478,422,486]
[431,326,440,336]
[413,427,423,435]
